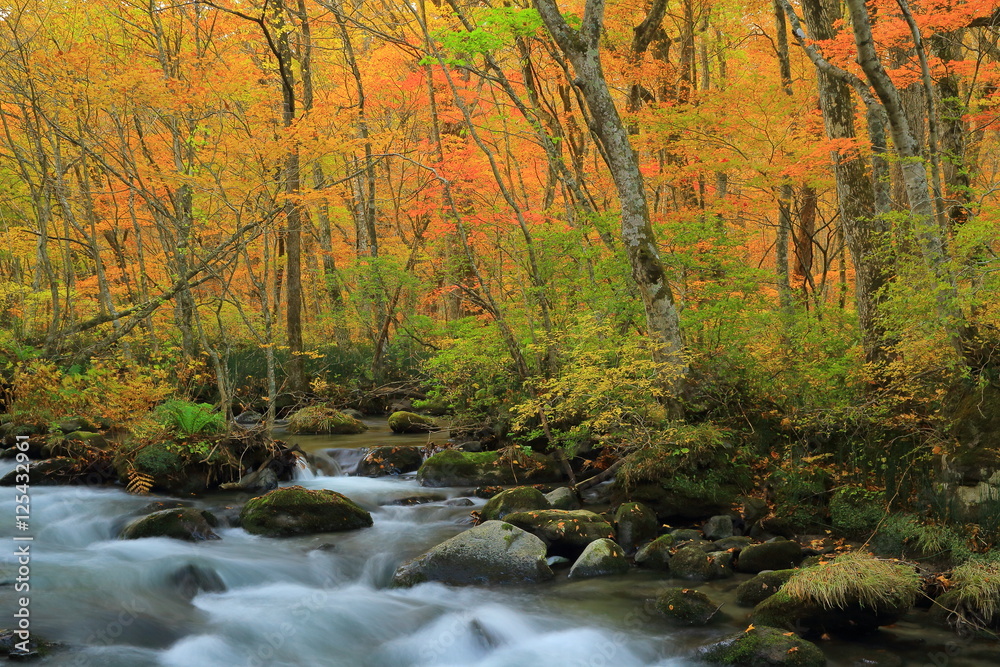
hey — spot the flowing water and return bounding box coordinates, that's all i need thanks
[1,421,997,666]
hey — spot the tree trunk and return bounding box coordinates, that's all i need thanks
[535,0,686,406]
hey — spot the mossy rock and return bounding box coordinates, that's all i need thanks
[545,486,581,510]
[830,487,884,538]
[700,625,826,666]
[736,569,796,607]
[653,587,719,626]
[240,485,373,537]
[387,411,436,434]
[612,441,748,521]
[0,458,84,486]
[56,417,100,434]
[568,538,629,578]
[287,406,367,435]
[481,486,550,521]
[614,502,658,553]
[113,442,210,496]
[503,509,615,555]
[356,445,423,477]
[670,545,734,581]
[0,628,57,660]
[392,520,553,587]
[736,539,804,573]
[635,534,675,571]
[120,508,220,541]
[752,553,918,635]
[417,450,563,487]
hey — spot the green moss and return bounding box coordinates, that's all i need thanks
[736,569,795,607]
[830,487,884,537]
[240,485,373,537]
[120,508,219,541]
[287,406,367,435]
[654,587,719,625]
[481,486,550,521]
[387,410,437,433]
[132,443,185,477]
[871,513,972,565]
[701,625,826,666]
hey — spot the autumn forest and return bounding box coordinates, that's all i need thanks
[4,0,1000,509]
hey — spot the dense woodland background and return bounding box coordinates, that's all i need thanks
[2,0,1000,488]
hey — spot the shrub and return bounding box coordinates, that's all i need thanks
[153,399,226,437]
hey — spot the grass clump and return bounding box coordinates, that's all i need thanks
[946,559,1000,625]
[783,551,919,611]
[872,513,973,565]
[287,405,367,435]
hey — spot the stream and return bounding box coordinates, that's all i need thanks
[1,420,998,666]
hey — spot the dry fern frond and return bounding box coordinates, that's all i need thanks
[126,469,155,495]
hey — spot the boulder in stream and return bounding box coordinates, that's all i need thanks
[392,520,553,586]
[287,406,367,435]
[669,545,734,580]
[736,538,804,573]
[699,625,826,666]
[0,458,86,486]
[356,445,423,477]
[545,486,581,510]
[480,486,550,521]
[120,508,221,541]
[614,501,658,553]
[653,588,720,626]
[635,534,674,571]
[387,411,437,434]
[240,486,373,537]
[503,509,615,556]
[568,538,629,578]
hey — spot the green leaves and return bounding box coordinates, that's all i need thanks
[153,399,226,437]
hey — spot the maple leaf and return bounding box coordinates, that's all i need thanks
[745,624,755,633]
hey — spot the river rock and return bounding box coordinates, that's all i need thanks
[714,536,753,551]
[568,538,629,578]
[503,509,615,555]
[168,563,227,600]
[703,515,735,540]
[120,508,220,541]
[287,406,367,435]
[392,520,553,586]
[669,545,734,580]
[0,458,84,486]
[736,538,804,573]
[356,445,423,477]
[234,410,263,425]
[699,625,826,666]
[387,411,436,434]
[480,486,550,521]
[417,450,563,487]
[0,628,56,660]
[220,466,278,493]
[545,486,581,510]
[671,528,704,542]
[614,502,658,553]
[654,588,719,626]
[635,534,674,571]
[736,569,795,607]
[240,486,373,537]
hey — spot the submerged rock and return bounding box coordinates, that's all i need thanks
[568,538,629,578]
[387,411,437,434]
[168,563,227,600]
[240,486,373,537]
[480,486,550,521]
[654,588,720,626]
[392,520,553,586]
[700,625,826,666]
[503,509,615,555]
[120,508,220,542]
[356,445,423,477]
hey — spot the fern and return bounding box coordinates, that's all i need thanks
[154,399,225,436]
[126,469,155,495]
